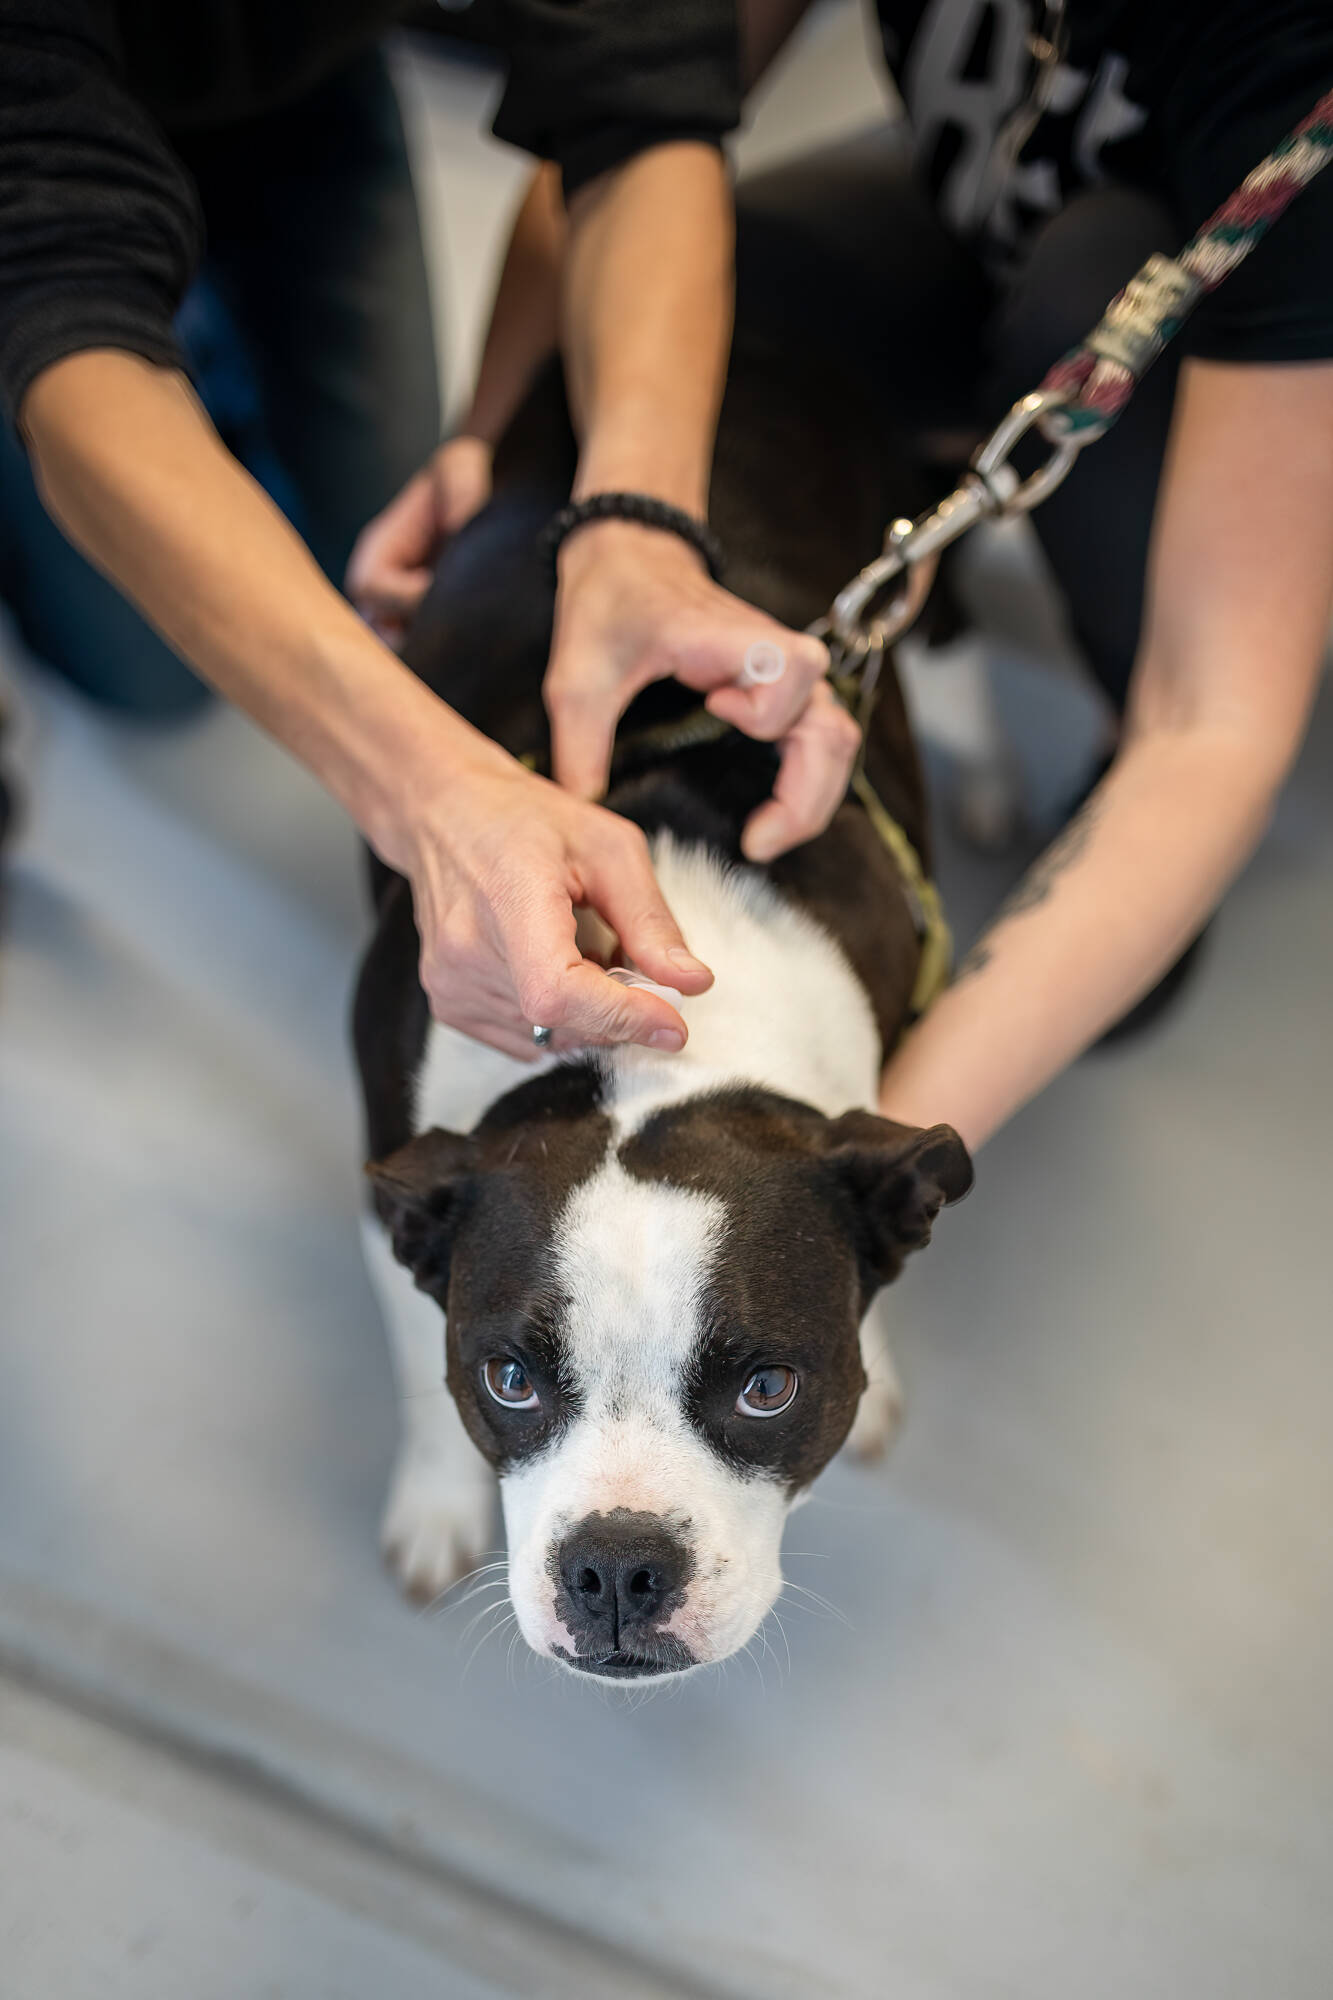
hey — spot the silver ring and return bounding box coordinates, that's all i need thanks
[531,1023,553,1049]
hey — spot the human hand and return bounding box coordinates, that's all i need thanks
[345,435,495,647]
[545,520,860,860]
[371,720,713,1059]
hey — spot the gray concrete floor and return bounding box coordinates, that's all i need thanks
[3,11,1332,1996]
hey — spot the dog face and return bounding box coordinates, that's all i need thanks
[371,1063,970,1679]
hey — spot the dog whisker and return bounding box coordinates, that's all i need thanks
[444,1575,511,1610]
[430,1575,511,1620]
[779,1581,854,1632]
[456,1591,516,1648]
[768,1607,793,1678]
[460,1606,517,1683]
[754,1625,783,1685]
[739,1639,767,1695]
[427,1566,511,1621]
[422,1554,511,1613]
[441,1565,511,1601]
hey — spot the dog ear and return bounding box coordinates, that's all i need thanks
[366,1128,476,1295]
[823,1111,973,1287]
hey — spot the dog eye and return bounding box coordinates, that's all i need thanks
[482,1358,540,1410]
[735,1366,799,1417]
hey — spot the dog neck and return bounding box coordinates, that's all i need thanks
[414,833,882,1146]
[601,834,882,1135]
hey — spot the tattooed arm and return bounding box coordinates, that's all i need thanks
[879,359,1333,1151]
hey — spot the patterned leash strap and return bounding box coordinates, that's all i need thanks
[826,79,1333,658]
[811,81,1333,1017]
[1040,86,1333,441]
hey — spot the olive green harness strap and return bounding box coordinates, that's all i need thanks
[847,763,953,1020]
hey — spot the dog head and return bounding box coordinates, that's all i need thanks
[369,1062,970,1679]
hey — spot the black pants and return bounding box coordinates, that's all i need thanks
[0,49,441,719]
[737,125,1181,712]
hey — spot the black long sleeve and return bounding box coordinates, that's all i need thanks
[0,0,202,420]
[0,0,743,424]
[491,0,741,196]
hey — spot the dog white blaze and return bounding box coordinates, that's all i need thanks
[602,834,882,1135]
[501,1157,789,1665]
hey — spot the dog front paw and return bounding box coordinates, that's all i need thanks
[844,1330,905,1464]
[844,1376,904,1462]
[381,1448,497,1604]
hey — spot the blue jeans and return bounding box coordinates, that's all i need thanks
[0,48,441,720]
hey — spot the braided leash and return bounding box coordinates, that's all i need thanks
[1040,86,1333,440]
[825,81,1333,657]
[811,80,1333,1014]
[527,88,1333,1032]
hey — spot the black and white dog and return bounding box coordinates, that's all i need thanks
[355,341,973,1681]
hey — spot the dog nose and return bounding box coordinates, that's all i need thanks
[556,1516,690,1645]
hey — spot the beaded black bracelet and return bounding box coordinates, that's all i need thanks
[537,492,726,583]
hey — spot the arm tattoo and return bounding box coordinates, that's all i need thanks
[953,938,992,984]
[951,793,1104,990]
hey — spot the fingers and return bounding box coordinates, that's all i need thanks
[545,667,624,801]
[418,926,540,1060]
[431,435,494,537]
[502,878,692,1053]
[345,469,438,636]
[499,815,713,1051]
[740,679,862,863]
[408,753,710,1061]
[691,623,830,740]
[579,821,713,997]
[546,963,690,1052]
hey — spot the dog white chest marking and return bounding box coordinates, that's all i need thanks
[380,832,887,1663]
[416,832,881,1141]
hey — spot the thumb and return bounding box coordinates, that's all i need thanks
[545,671,621,800]
[548,960,691,1051]
[583,836,713,998]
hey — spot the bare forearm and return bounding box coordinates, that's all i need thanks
[884,360,1333,1152]
[21,352,485,855]
[463,163,566,446]
[880,726,1286,1150]
[562,141,733,513]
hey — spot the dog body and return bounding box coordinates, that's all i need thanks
[355,345,971,1679]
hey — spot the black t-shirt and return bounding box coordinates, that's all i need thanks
[1,0,1328,426]
[878,0,1333,361]
[0,0,741,420]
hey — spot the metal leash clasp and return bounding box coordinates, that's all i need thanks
[973,389,1085,510]
[826,517,940,657]
[825,390,1087,653]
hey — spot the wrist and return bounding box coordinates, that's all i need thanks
[441,424,496,461]
[458,376,519,449]
[314,624,503,865]
[573,403,711,519]
[546,495,723,587]
[555,514,713,592]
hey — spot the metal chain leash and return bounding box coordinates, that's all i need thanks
[819,84,1333,669]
